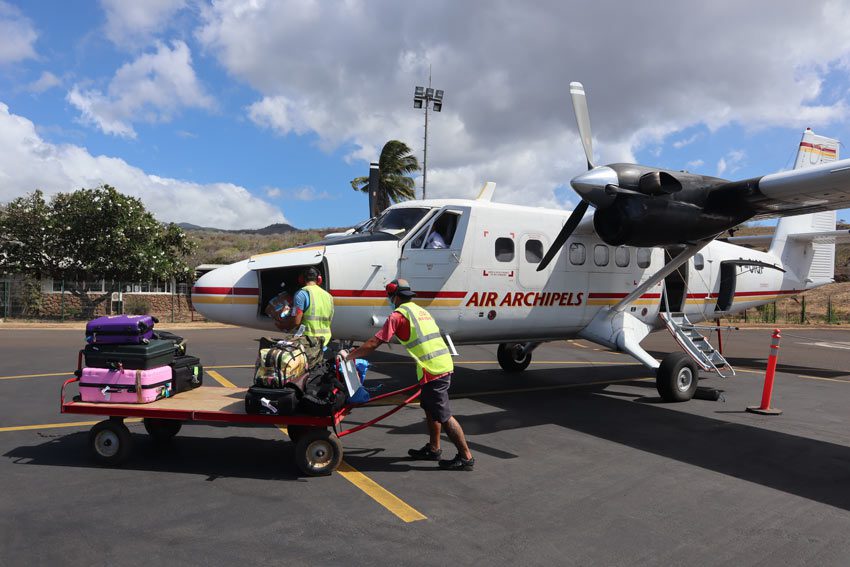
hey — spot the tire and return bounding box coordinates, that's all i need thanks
[497,343,532,372]
[286,425,315,444]
[143,418,182,443]
[656,352,700,402]
[89,419,133,466]
[294,429,343,476]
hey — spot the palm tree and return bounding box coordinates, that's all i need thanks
[351,140,420,215]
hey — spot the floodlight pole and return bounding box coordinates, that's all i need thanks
[413,67,443,201]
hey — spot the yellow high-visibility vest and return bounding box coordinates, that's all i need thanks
[303,285,334,346]
[394,302,453,381]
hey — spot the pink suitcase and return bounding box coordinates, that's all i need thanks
[79,366,173,403]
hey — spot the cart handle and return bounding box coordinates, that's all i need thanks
[337,388,421,438]
[61,376,80,413]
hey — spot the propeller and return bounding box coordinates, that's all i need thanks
[538,82,598,271]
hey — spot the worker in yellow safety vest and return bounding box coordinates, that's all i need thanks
[277,266,334,347]
[345,278,474,471]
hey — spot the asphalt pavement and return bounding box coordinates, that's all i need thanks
[2,325,850,566]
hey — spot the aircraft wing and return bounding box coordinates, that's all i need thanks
[744,158,850,218]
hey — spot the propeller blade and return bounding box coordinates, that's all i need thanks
[537,200,589,271]
[570,82,594,170]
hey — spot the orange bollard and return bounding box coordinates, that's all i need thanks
[746,329,783,415]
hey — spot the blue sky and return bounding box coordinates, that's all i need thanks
[2,1,850,229]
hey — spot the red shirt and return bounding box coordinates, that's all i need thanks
[374,311,450,381]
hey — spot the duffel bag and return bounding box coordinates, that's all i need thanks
[245,385,301,416]
[297,364,348,416]
[258,335,324,367]
[254,345,310,390]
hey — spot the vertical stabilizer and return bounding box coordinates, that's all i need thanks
[769,129,839,287]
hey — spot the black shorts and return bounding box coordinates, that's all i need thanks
[420,374,452,423]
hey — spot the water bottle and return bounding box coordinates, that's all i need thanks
[294,324,306,337]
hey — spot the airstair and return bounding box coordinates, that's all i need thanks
[659,312,735,378]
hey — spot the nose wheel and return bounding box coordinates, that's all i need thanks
[497,343,532,372]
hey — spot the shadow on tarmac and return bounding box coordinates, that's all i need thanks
[4,429,306,481]
[646,349,850,380]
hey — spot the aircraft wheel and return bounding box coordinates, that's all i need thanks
[143,418,182,443]
[497,343,532,372]
[295,429,343,476]
[656,352,699,402]
[89,419,133,466]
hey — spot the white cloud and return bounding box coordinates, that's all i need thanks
[673,133,701,149]
[100,0,187,48]
[67,41,214,138]
[0,102,285,229]
[195,0,850,209]
[264,185,331,201]
[28,71,61,93]
[0,1,38,64]
[717,157,727,176]
[686,159,705,169]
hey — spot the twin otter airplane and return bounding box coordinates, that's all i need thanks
[193,82,850,402]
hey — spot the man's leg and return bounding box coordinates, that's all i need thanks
[425,410,442,451]
[442,416,472,460]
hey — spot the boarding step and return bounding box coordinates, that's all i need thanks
[659,312,735,377]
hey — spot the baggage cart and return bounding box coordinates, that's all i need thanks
[60,373,421,477]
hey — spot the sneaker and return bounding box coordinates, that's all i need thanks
[438,454,475,471]
[408,444,442,460]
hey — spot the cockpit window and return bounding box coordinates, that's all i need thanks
[372,207,430,238]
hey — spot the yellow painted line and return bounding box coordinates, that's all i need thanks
[207,364,253,370]
[274,426,425,522]
[0,418,141,433]
[0,371,73,381]
[191,296,257,305]
[568,340,589,349]
[336,462,427,523]
[207,370,237,388]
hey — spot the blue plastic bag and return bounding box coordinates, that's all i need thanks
[349,359,371,403]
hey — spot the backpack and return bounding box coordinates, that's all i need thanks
[297,362,348,416]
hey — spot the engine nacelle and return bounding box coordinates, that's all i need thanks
[592,196,743,247]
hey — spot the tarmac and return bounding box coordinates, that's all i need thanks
[2,325,850,566]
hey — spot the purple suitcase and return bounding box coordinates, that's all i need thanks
[85,315,156,345]
[79,366,173,403]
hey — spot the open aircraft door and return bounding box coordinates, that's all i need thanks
[247,246,326,318]
[400,205,470,302]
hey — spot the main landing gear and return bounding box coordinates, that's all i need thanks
[655,352,699,402]
[497,342,533,372]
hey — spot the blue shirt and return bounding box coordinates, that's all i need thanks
[293,288,310,313]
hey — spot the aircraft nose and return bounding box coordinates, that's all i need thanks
[570,166,618,209]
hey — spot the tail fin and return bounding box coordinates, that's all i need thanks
[768,129,839,287]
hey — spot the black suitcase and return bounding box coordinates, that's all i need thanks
[154,330,187,356]
[170,355,203,393]
[245,385,302,416]
[83,339,177,370]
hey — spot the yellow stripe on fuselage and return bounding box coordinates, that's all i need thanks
[191,296,258,305]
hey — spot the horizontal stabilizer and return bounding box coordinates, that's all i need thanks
[725,229,850,248]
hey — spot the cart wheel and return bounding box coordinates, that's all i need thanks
[295,429,343,476]
[143,418,182,443]
[89,419,133,466]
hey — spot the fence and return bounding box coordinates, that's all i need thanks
[0,276,197,323]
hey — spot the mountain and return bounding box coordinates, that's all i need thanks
[177,222,300,234]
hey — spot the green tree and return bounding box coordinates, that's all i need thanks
[351,140,420,215]
[0,185,195,318]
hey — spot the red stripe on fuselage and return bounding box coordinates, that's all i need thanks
[192,286,259,295]
[330,289,466,298]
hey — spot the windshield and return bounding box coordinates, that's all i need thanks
[372,207,431,237]
[352,217,376,233]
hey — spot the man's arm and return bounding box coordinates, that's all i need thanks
[346,336,384,360]
[275,309,303,331]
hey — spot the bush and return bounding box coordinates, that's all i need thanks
[124,297,151,315]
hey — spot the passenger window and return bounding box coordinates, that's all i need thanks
[615,246,630,267]
[594,245,609,267]
[495,237,514,262]
[569,242,586,265]
[637,248,651,268]
[694,253,704,271]
[525,239,544,263]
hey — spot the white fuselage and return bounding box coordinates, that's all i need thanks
[192,199,808,344]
